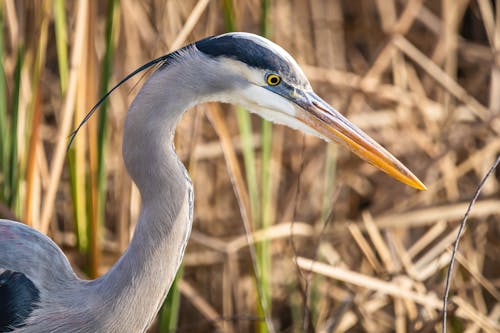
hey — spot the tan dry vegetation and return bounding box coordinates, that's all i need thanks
[1,0,500,332]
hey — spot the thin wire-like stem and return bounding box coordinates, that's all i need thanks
[289,136,315,333]
[442,155,500,333]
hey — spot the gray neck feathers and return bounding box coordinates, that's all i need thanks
[87,50,221,332]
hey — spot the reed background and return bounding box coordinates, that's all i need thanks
[1,0,500,332]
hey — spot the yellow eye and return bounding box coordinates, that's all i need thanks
[266,74,281,86]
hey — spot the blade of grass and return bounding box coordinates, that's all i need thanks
[0,5,9,203]
[236,110,260,221]
[54,0,89,257]
[257,1,272,332]
[222,1,273,332]
[24,91,42,227]
[40,0,87,235]
[7,47,23,210]
[88,0,120,279]
[221,0,236,33]
[24,1,50,227]
[69,0,90,254]
[68,120,88,254]
[222,0,261,223]
[54,0,69,93]
[208,105,278,332]
[97,0,119,225]
[65,155,87,251]
[86,0,100,278]
[207,105,253,229]
[159,267,183,332]
[257,118,271,333]
[221,1,278,331]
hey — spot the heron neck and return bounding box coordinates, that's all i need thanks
[91,64,198,332]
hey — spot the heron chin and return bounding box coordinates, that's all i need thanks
[0,32,425,332]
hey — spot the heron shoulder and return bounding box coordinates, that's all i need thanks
[0,220,77,286]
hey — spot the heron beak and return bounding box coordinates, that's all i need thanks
[293,91,426,191]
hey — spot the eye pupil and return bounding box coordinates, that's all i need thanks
[267,74,281,86]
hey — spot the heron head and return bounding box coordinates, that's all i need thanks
[196,32,426,190]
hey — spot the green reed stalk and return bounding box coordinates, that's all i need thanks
[52,1,69,239]
[95,0,119,265]
[237,110,260,219]
[58,0,87,253]
[0,6,9,203]
[256,0,272,332]
[66,0,119,279]
[68,142,88,253]
[60,84,88,249]
[7,48,22,211]
[221,0,261,223]
[159,267,183,332]
[0,3,23,215]
[54,0,69,94]
[24,2,50,227]
[221,0,276,331]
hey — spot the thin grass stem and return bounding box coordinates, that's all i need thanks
[8,47,23,210]
[54,0,69,93]
[24,2,50,226]
[256,0,272,331]
[159,268,183,332]
[0,5,9,203]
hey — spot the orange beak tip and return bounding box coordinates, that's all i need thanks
[296,93,428,192]
[413,180,428,191]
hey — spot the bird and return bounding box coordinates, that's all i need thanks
[0,32,426,333]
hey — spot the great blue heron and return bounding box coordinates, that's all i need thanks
[0,32,425,332]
